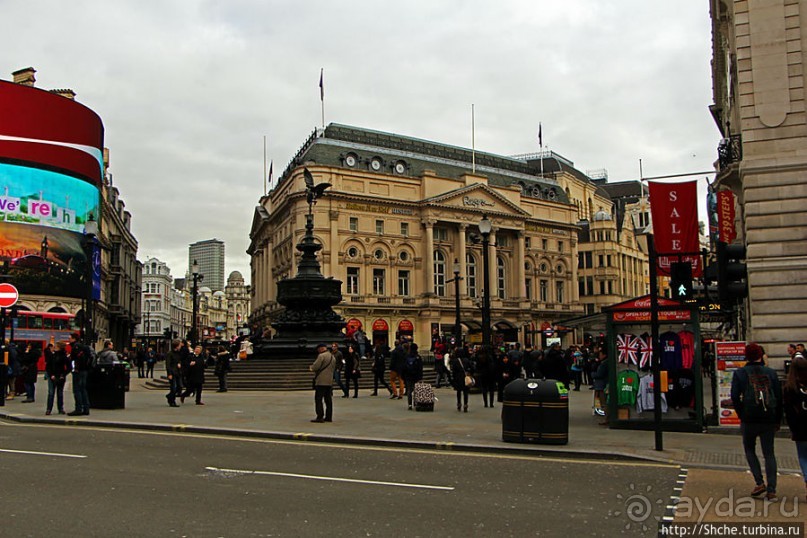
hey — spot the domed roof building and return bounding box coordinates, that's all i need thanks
[225,270,251,339]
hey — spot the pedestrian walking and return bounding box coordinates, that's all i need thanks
[474,346,496,408]
[45,341,70,415]
[591,348,609,422]
[403,343,424,410]
[165,339,182,407]
[783,355,807,502]
[146,347,156,378]
[389,340,406,400]
[450,349,474,412]
[180,345,207,405]
[369,343,393,396]
[570,351,584,391]
[214,345,231,392]
[67,332,92,416]
[20,342,39,403]
[136,346,146,378]
[5,340,19,400]
[343,343,361,398]
[309,343,335,422]
[731,343,782,501]
[331,342,348,398]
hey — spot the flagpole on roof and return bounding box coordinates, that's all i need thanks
[319,68,325,132]
[263,135,267,195]
[471,104,476,174]
[539,123,544,177]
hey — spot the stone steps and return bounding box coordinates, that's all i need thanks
[144,358,439,392]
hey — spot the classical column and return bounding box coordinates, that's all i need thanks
[423,219,435,295]
[329,209,339,276]
[516,231,526,299]
[265,240,275,304]
[457,223,467,291]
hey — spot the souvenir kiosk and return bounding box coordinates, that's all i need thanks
[603,295,704,432]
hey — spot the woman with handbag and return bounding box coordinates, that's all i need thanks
[450,346,474,412]
[343,344,361,398]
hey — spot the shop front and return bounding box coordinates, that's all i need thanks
[371,318,389,348]
[603,295,703,433]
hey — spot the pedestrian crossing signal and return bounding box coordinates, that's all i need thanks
[669,262,693,301]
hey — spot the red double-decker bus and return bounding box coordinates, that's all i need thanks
[5,311,79,369]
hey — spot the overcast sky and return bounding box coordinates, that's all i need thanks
[3,1,719,285]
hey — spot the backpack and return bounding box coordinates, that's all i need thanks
[741,364,777,422]
[404,354,420,377]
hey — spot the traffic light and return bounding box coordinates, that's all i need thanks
[717,241,748,303]
[163,328,172,339]
[669,261,694,301]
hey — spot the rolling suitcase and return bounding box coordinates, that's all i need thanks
[413,382,435,411]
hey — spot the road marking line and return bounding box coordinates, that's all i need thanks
[0,448,86,459]
[9,423,679,469]
[205,466,455,491]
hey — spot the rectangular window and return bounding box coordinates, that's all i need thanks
[525,278,532,300]
[346,267,359,295]
[398,270,410,296]
[542,238,548,251]
[349,217,358,232]
[539,280,548,303]
[400,222,409,236]
[375,220,384,234]
[434,227,448,241]
[556,281,564,303]
[578,253,584,269]
[599,281,606,295]
[373,268,385,295]
[598,255,604,267]
[578,278,585,297]
[557,241,564,253]
[607,255,612,267]
[585,252,592,268]
[497,236,509,248]
[586,277,594,296]
[607,281,613,295]
[525,237,531,249]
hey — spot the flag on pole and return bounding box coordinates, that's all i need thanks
[538,123,543,148]
[268,160,273,191]
[319,68,324,101]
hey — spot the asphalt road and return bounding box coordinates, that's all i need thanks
[1,421,682,537]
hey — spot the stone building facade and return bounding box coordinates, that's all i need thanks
[249,124,649,350]
[710,0,807,366]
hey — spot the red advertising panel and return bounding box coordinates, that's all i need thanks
[371,319,389,332]
[0,80,103,299]
[717,190,737,244]
[648,181,702,277]
[398,319,414,333]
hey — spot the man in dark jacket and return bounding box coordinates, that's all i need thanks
[731,343,783,501]
[541,342,570,389]
[165,339,183,407]
[389,340,406,400]
[67,332,92,416]
[180,345,206,405]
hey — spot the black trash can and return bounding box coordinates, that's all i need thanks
[87,363,126,409]
[502,378,569,445]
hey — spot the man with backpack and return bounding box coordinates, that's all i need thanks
[730,342,783,501]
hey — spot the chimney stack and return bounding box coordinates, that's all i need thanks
[11,67,36,86]
[51,89,77,100]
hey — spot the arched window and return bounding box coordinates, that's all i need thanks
[433,251,446,296]
[497,256,506,299]
[466,254,477,298]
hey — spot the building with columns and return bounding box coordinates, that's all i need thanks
[225,271,251,338]
[249,124,648,350]
[710,0,807,367]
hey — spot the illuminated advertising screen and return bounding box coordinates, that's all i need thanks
[0,80,104,299]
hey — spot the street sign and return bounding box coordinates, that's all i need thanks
[0,283,19,308]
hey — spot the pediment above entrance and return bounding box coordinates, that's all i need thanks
[424,183,529,217]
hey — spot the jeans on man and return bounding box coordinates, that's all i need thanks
[72,371,90,413]
[333,370,348,397]
[24,381,35,401]
[741,422,778,493]
[167,375,181,405]
[47,378,65,412]
[795,441,807,482]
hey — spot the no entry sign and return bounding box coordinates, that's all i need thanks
[0,283,19,308]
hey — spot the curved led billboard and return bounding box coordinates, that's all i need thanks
[0,80,104,299]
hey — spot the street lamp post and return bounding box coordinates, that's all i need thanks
[447,259,463,345]
[83,214,99,347]
[190,260,203,346]
[479,215,492,353]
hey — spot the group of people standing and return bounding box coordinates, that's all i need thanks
[163,340,232,406]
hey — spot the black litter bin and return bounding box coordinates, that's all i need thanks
[88,362,126,409]
[502,378,569,445]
